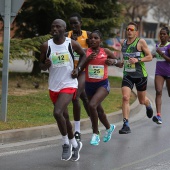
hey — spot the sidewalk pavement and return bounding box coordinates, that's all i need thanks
[0,66,153,145]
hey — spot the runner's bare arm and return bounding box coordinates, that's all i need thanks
[71,39,86,68]
[157,46,170,63]
[104,48,123,67]
[138,39,153,62]
[39,41,51,71]
[71,40,86,77]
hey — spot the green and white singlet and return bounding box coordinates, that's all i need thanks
[121,38,148,78]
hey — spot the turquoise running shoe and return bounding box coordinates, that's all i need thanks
[103,124,116,142]
[90,134,100,146]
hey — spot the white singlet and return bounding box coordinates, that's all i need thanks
[48,37,78,92]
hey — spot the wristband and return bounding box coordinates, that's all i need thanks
[137,58,141,62]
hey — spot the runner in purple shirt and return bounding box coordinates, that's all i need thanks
[152,27,170,124]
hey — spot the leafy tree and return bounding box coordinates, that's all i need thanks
[13,0,95,75]
[80,0,123,38]
[15,0,95,38]
[1,0,123,75]
[0,34,51,68]
[15,0,122,38]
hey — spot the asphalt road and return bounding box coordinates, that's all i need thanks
[1,59,170,170]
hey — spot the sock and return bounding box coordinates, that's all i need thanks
[146,105,152,109]
[123,118,129,126]
[157,113,161,117]
[146,100,152,109]
[70,137,78,148]
[62,135,69,145]
[74,121,80,133]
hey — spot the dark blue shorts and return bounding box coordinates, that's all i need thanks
[85,79,110,96]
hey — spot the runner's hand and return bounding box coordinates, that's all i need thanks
[71,68,78,78]
[129,57,138,64]
[44,58,51,68]
[87,52,98,60]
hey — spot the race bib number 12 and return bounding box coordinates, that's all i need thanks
[51,52,69,67]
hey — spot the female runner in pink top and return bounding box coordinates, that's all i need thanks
[84,29,122,146]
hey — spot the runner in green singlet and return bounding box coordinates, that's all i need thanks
[119,22,153,134]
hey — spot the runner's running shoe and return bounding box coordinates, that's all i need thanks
[61,144,72,161]
[119,124,131,134]
[90,134,100,146]
[71,141,83,161]
[103,124,116,142]
[152,115,162,124]
[146,100,153,118]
